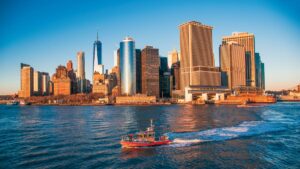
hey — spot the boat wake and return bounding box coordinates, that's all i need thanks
[166,109,290,147]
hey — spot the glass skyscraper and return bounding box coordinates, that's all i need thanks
[119,37,136,95]
[93,33,103,74]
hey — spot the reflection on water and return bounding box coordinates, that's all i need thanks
[0,103,299,168]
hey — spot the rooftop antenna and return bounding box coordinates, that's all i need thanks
[97,31,99,41]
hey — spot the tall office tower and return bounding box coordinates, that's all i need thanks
[93,33,104,74]
[179,21,221,90]
[41,72,50,95]
[219,41,246,89]
[141,46,160,97]
[167,49,180,69]
[18,63,34,98]
[159,57,172,97]
[52,65,71,96]
[77,51,86,93]
[33,71,42,95]
[77,51,85,79]
[135,49,142,93]
[255,53,262,89]
[119,37,136,95]
[222,32,256,87]
[66,60,77,94]
[261,63,265,90]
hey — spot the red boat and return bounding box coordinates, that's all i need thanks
[120,120,171,148]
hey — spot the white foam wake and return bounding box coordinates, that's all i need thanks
[166,120,286,147]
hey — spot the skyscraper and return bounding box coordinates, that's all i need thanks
[93,33,104,74]
[77,51,85,79]
[179,21,221,90]
[220,41,246,89]
[167,49,180,69]
[141,46,160,97]
[41,72,50,95]
[135,49,142,93]
[33,71,42,95]
[222,32,256,87]
[255,53,262,89]
[77,51,86,93]
[18,63,34,98]
[119,37,136,95]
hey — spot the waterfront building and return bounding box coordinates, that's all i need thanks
[255,53,262,89]
[77,51,86,93]
[93,33,104,74]
[92,72,108,95]
[141,46,160,98]
[18,63,34,98]
[167,49,180,69]
[33,71,42,96]
[52,65,71,96]
[119,37,136,95]
[41,72,50,95]
[222,32,256,87]
[66,60,77,94]
[116,95,156,104]
[136,49,142,93]
[219,41,246,90]
[179,21,221,90]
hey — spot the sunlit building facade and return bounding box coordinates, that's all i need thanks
[18,63,34,98]
[119,37,136,95]
[220,41,246,89]
[179,21,221,90]
[222,32,256,87]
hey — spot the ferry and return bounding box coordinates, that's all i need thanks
[120,119,171,148]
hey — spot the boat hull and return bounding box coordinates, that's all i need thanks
[120,140,171,148]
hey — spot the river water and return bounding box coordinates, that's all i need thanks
[0,102,299,168]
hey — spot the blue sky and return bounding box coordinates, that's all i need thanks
[0,0,299,94]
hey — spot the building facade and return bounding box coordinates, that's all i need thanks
[52,66,71,96]
[219,41,246,89]
[222,32,256,87]
[119,37,136,95]
[18,63,34,98]
[141,46,160,97]
[179,21,221,90]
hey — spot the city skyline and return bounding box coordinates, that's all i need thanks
[1,0,300,94]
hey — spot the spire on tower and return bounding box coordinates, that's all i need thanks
[97,32,98,41]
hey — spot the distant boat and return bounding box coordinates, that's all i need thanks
[7,100,19,105]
